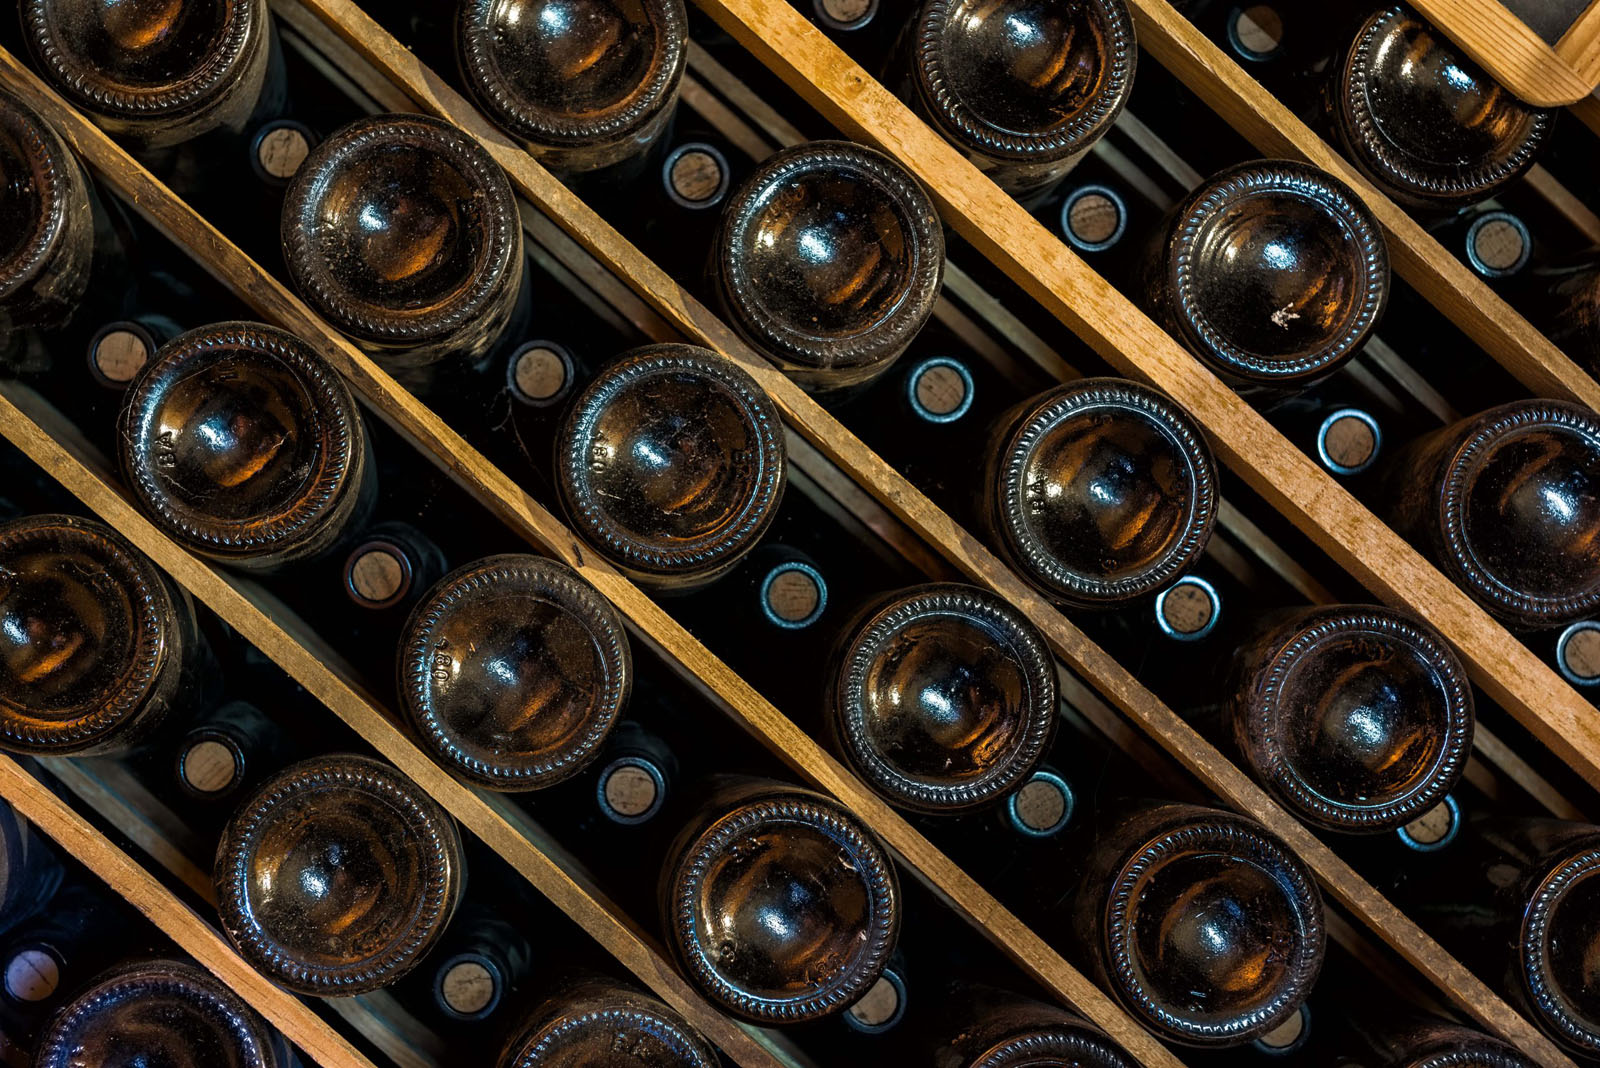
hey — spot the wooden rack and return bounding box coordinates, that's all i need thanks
[1,0,1596,1065]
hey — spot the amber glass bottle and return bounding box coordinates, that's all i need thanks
[118,321,376,573]
[34,959,299,1068]
[982,378,1219,610]
[712,140,945,390]
[1326,5,1554,212]
[456,0,688,178]
[215,754,466,996]
[556,344,786,590]
[281,114,526,377]
[1406,818,1600,1057]
[1227,604,1475,835]
[398,554,631,791]
[1070,802,1325,1046]
[0,89,97,342]
[1381,400,1600,630]
[895,0,1137,202]
[933,987,1135,1067]
[21,0,278,150]
[827,582,1057,814]
[1146,159,1389,394]
[497,976,719,1067]
[0,513,211,755]
[659,778,899,1024]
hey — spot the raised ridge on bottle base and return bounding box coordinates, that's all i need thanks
[0,89,94,335]
[399,554,632,791]
[499,979,719,1067]
[457,0,688,175]
[35,959,290,1068]
[281,114,523,367]
[714,140,944,389]
[23,0,273,149]
[0,513,192,755]
[215,753,465,996]
[830,582,1057,813]
[556,344,786,588]
[986,377,1218,609]
[1389,400,1600,630]
[1156,159,1388,391]
[1230,604,1474,834]
[118,321,372,571]
[907,0,1136,197]
[1088,804,1325,1047]
[1519,833,1600,1055]
[662,783,899,1024]
[1330,5,1553,211]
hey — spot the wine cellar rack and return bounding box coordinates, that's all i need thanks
[2,0,1600,1065]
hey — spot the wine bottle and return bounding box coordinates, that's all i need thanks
[1070,802,1325,1046]
[981,378,1219,609]
[281,114,527,378]
[33,959,299,1068]
[827,582,1057,814]
[933,986,1135,1068]
[894,0,1138,203]
[1228,604,1474,835]
[21,0,278,151]
[118,321,378,573]
[1145,159,1389,394]
[1381,399,1600,630]
[397,554,631,791]
[456,0,688,179]
[658,777,899,1024]
[0,513,212,755]
[214,753,466,996]
[556,343,786,590]
[1405,817,1600,1057]
[711,140,945,390]
[0,90,96,341]
[497,976,718,1067]
[1325,5,1554,212]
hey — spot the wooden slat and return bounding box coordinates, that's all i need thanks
[1407,0,1599,105]
[0,754,379,1068]
[0,46,1172,1068]
[267,6,1572,1062]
